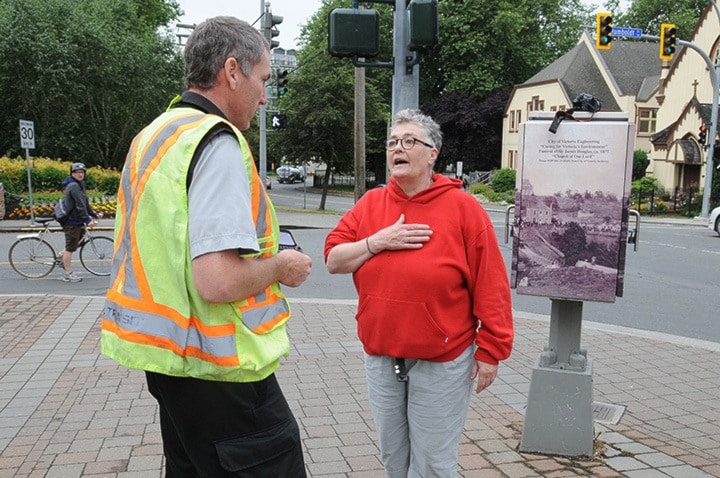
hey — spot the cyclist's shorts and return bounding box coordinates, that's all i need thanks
[63,225,84,252]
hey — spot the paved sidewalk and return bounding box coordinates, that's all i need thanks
[0,295,718,477]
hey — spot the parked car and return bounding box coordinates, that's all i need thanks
[276,165,306,184]
[709,206,720,236]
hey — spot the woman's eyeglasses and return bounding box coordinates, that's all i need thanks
[385,137,434,150]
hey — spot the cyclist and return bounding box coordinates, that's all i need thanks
[58,162,99,282]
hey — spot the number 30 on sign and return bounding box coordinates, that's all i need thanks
[20,120,35,150]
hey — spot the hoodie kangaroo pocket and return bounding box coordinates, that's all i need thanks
[357,295,449,359]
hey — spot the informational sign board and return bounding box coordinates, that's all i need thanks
[511,112,634,303]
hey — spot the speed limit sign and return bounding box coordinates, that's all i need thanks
[19,120,35,149]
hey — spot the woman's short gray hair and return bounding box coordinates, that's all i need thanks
[184,16,269,90]
[391,109,443,151]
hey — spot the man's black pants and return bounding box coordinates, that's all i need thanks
[146,371,307,477]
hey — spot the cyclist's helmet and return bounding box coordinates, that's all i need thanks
[71,162,86,173]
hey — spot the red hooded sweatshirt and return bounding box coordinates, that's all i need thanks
[324,174,514,364]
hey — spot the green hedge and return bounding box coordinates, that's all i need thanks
[0,156,120,196]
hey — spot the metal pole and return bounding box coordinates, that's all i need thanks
[24,149,35,225]
[700,54,718,218]
[354,61,367,202]
[700,0,720,217]
[391,0,419,114]
[258,0,268,183]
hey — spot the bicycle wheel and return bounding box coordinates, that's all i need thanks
[79,235,114,276]
[8,238,57,279]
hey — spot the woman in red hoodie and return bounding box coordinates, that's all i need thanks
[324,109,514,477]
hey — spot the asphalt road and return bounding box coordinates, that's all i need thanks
[1,182,717,344]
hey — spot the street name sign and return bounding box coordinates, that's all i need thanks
[612,27,642,38]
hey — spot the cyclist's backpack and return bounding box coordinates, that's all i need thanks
[54,196,71,224]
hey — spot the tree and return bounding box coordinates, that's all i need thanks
[615,0,706,40]
[422,89,510,172]
[553,221,587,266]
[269,0,592,189]
[633,150,650,180]
[417,0,589,171]
[269,0,391,209]
[0,0,183,169]
[421,0,591,99]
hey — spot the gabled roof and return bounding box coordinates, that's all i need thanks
[599,40,662,96]
[663,2,712,86]
[650,96,714,148]
[516,32,661,112]
[523,41,620,111]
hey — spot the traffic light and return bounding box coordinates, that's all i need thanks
[659,23,677,61]
[698,125,707,146]
[595,12,613,50]
[263,8,283,49]
[277,69,288,96]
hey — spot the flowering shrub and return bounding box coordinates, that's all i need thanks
[5,197,117,220]
[1,156,120,220]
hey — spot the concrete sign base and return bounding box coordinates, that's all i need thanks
[520,356,594,457]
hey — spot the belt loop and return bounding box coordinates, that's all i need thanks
[394,358,408,382]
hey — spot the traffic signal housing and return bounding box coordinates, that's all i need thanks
[698,125,707,146]
[263,9,283,49]
[277,70,288,96]
[659,23,677,61]
[595,12,613,50]
[328,8,381,58]
[408,0,439,51]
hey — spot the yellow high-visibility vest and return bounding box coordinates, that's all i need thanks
[101,106,290,382]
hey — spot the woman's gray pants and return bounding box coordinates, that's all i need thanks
[364,345,475,478]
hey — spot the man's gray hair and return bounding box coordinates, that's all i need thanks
[184,16,269,90]
[391,109,443,151]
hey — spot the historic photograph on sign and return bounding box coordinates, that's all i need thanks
[511,116,634,303]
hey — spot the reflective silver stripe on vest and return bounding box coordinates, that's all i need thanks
[238,290,289,331]
[115,113,203,300]
[104,302,237,358]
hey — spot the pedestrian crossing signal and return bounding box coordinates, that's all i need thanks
[595,12,613,50]
[271,114,287,130]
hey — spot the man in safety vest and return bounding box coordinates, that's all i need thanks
[100,17,313,477]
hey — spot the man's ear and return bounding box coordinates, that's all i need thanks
[223,57,239,90]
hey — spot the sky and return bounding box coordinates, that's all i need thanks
[175,0,323,50]
[174,1,634,51]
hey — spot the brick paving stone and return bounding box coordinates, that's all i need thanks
[1,296,719,477]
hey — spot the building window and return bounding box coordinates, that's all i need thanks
[637,108,657,134]
[509,110,523,132]
[527,96,544,113]
[508,150,518,169]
